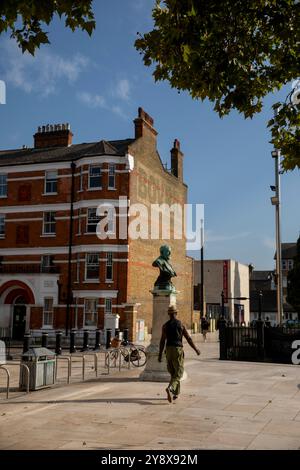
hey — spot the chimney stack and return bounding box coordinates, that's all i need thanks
[34,123,73,149]
[170,139,184,181]
[134,107,157,139]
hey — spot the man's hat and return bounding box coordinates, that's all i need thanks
[168,305,177,314]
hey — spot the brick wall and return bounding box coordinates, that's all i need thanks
[127,123,193,332]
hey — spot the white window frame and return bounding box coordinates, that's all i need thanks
[86,208,100,233]
[41,255,54,273]
[106,252,113,281]
[0,174,7,197]
[43,298,54,328]
[105,298,112,315]
[44,170,58,194]
[76,253,80,282]
[108,164,116,189]
[85,253,99,280]
[282,260,287,270]
[89,165,102,189]
[84,298,98,327]
[0,214,5,238]
[79,166,84,191]
[77,208,82,235]
[43,211,56,235]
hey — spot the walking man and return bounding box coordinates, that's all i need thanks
[158,305,201,403]
[201,316,210,342]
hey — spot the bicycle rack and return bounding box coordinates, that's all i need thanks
[0,363,30,399]
[69,353,99,381]
[20,363,30,394]
[0,365,10,399]
[55,356,71,384]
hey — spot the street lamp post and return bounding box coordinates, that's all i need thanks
[271,147,284,325]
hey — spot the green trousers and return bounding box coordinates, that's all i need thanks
[165,346,184,396]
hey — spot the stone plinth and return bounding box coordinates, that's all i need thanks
[140,290,182,382]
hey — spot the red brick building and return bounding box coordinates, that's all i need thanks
[0,109,193,340]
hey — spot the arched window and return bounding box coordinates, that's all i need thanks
[14,296,27,305]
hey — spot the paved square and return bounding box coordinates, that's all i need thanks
[1,335,300,450]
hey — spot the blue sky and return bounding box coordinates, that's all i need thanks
[0,0,299,270]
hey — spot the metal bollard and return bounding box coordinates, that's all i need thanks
[41,332,48,348]
[81,330,89,352]
[55,331,62,355]
[106,329,112,349]
[70,330,76,354]
[94,329,101,350]
[23,333,31,354]
[123,328,129,345]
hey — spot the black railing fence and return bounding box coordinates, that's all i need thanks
[219,319,300,364]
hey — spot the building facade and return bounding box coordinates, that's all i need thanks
[249,241,298,325]
[0,108,193,340]
[193,259,250,323]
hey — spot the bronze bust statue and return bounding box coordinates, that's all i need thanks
[152,245,177,292]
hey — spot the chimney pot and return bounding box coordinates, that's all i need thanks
[34,122,73,149]
[170,139,184,181]
[173,139,180,150]
[134,107,157,139]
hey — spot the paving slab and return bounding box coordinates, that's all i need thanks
[1,334,300,450]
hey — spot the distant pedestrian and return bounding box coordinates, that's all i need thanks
[158,306,200,403]
[265,316,271,327]
[201,316,210,342]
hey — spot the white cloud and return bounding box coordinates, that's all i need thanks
[77,91,106,109]
[111,105,127,119]
[205,230,251,242]
[0,39,89,96]
[77,91,127,120]
[114,79,130,101]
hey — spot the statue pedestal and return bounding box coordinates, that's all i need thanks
[140,290,186,382]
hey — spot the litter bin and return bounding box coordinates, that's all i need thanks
[20,347,56,391]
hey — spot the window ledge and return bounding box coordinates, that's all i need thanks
[87,187,103,191]
[0,196,7,199]
[108,187,116,191]
[42,193,58,196]
[40,234,56,237]
[105,280,113,283]
[42,325,54,330]
[84,280,99,283]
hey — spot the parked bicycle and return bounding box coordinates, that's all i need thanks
[106,339,147,368]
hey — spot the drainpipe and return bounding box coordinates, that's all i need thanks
[66,161,76,336]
